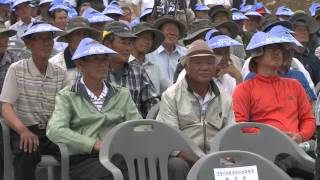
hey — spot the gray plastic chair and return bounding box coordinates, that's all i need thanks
[187,150,292,180]
[146,103,160,119]
[210,122,315,173]
[0,118,70,180]
[99,119,205,180]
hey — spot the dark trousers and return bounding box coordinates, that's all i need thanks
[70,154,128,180]
[69,154,190,180]
[10,125,60,180]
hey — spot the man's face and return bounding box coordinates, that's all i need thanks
[0,33,9,54]
[161,22,180,46]
[185,56,216,83]
[257,44,283,70]
[67,29,90,53]
[218,27,232,37]
[24,32,54,59]
[15,2,32,20]
[134,32,153,54]
[76,54,110,81]
[195,11,208,19]
[212,12,229,23]
[53,10,68,30]
[104,35,133,63]
[245,16,260,32]
[120,9,131,22]
[39,3,50,15]
[213,47,230,69]
[293,25,309,46]
[0,4,9,22]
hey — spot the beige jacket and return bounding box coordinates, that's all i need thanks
[156,77,235,153]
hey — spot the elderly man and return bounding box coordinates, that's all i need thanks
[157,40,234,153]
[47,37,141,180]
[50,17,100,85]
[103,21,159,117]
[0,24,19,92]
[0,22,66,180]
[146,15,187,84]
[10,0,35,43]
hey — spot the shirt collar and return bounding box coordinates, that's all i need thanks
[130,54,154,66]
[17,18,35,27]
[157,45,185,55]
[80,77,108,100]
[28,58,55,78]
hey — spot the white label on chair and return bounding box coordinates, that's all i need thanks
[213,165,259,180]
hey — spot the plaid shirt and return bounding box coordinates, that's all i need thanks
[108,59,160,117]
[0,50,20,93]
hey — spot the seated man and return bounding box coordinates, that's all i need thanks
[0,22,66,180]
[0,24,19,93]
[233,31,316,144]
[130,22,168,95]
[157,40,235,154]
[47,37,142,180]
[49,16,100,85]
[103,21,159,117]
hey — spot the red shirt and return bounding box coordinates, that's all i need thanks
[233,74,316,140]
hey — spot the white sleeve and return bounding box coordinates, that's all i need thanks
[292,58,315,93]
[241,57,251,79]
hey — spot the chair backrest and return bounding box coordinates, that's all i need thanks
[99,119,204,180]
[187,150,292,180]
[210,122,315,173]
[146,103,160,119]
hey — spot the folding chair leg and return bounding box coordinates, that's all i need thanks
[47,166,54,180]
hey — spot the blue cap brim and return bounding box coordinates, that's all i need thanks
[72,37,119,60]
[207,35,242,49]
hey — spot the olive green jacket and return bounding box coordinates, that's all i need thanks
[47,80,142,155]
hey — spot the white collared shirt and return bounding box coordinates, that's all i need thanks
[81,78,108,111]
[193,90,215,115]
[10,18,36,43]
[146,45,186,84]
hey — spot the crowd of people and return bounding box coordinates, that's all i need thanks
[0,0,320,179]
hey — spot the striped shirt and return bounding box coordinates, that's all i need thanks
[81,77,108,111]
[0,58,67,126]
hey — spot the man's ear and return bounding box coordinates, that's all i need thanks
[74,59,84,70]
[23,38,31,49]
[103,40,112,49]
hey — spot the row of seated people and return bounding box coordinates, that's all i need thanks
[0,20,318,180]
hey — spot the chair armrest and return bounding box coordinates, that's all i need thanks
[100,158,124,180]
[56,143,70,180]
